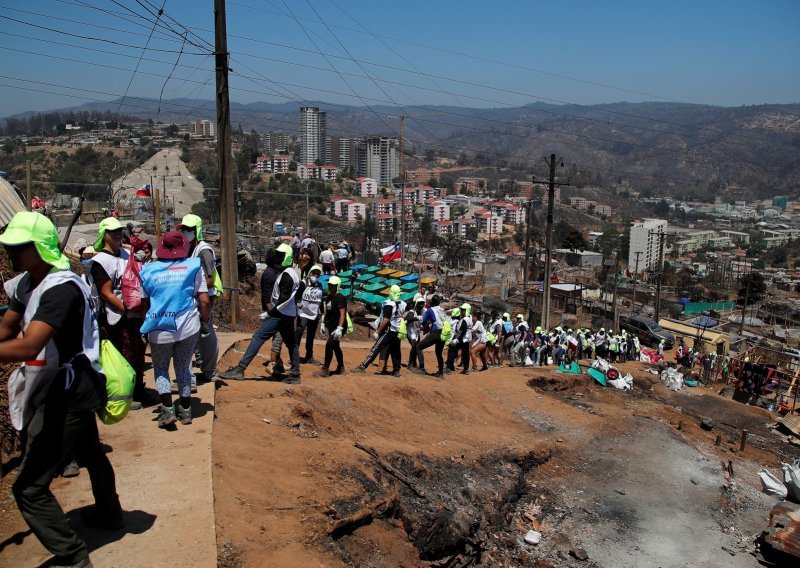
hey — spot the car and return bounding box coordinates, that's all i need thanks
[619,315,675,349]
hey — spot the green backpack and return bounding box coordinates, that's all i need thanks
[441,320,453,345]
[397,318,408,340]
[345,313,354,334]
[99,339,135,425]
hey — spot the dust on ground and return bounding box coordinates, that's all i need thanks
[212,341,799,567]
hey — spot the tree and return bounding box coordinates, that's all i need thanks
[165,124,179,137]
[442,238,476,269]
[654,199,671,218]
[738,272,766,306]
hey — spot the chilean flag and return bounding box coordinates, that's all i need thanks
[380,242,402,262]
[136,183,151,197]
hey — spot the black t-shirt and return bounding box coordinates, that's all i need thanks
[324,293,347,331]
[9,278,104,412]
[90,260,111,284]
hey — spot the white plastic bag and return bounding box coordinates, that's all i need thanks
[759,469,789,499]
[592,357,610,372]
[524,356,534,366]
[609,373,634,391]
[782,460,800,502]
[661,367,683,391]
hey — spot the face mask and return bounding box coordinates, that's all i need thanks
[182,230,195,242]
[310,276,318,284]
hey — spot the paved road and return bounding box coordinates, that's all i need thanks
[112,148,205,219]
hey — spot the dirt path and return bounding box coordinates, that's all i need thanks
[0,331,249,568]
[212,341,793,567]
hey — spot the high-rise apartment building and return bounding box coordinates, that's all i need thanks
[263,131,289,153]
[328,137,357,168]
[356,136,400,187]
[300,107,327,164]
[628,218,668,273]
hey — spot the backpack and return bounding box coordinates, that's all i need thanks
[397,318,408,340]
[486,331,496,346]
[99,339,135,425]
[503,321,513,334]
[212,267,223,297]
[346,312,354,334]
[441,320,453,345]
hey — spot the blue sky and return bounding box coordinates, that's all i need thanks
[1,0,798,122]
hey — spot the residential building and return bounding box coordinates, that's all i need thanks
[504,204,525,225]
[628,218,668,273]
[356,177,377,198]
[254,155,290,174]
[596,205,612,217]
[297,163,320,180]
[191,119,215,139]
[374,213,394,234]
[263,131,288,153]
[432,219,454,238]
[320,165,338,181]
[331,198,350,218]
[254,155,272,174]
[721,230,751,246]
[587,231,604,247]
[416,185,438,202]
[407,168,441,185]
[371,198,395,217]
[455,177,486,195]
[569,197,588,209]
[356,136,400,187]
[300,106,327,164]
[395,187,418,205]
[762,228,800,248]
[454,217,477,239]
[475,213,503,235]
[395,201,414,216]
[342,201,366,222]
[328,137,357,168]
[424,199,450,221]
[554,248,603,267]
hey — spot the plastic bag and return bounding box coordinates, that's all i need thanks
[592,357,610,372]
[782,460,800,502]
[661,367,684,391]
[609,373,634,391]
[121,253,143,310]
[524,356,534,366]
[99,339,135,425]
[759,469,789,499]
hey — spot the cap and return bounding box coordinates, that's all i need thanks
[460,302,471,316]
[309,264,323,274]
[503,312,510,319]
[413,293,425,304]
[276,242,293,267]
[516,314,524,320]
[0,211,69,270]
[388,284,401,301]
[451,307,461,317]
[328,275,341,289]
[94,217,123,251]
[155,231,190,260]
[178,214,204,240]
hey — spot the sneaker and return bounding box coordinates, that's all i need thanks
[50,555,93,568]
[390,370,401,377]
[461,370,470,375]
[62,460,80,478]
[331,367,345,375]
[129,400,143,411]
[282,375,301,385]
[352,365,367,374]
[176,404,192,425]
[410,366,426,375]
[314,368,330,378]
[157,405,177,428]
[428,371,444,379]
[273,362,286,375]
[219,366,246,380]
[304,357,318,365]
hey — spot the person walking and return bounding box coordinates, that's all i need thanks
[404,294,425,370]
[511,314,530,366]
[1,212,122,568]
[413,294,447,377]
[469,311,489,371]
[353,284,406,376]
[315,275,347,377]
[488,311,505,367]
[319,244,335,275]
[178,214,220,383]
[447,304,472,375]
[219,243,301,383]
[86,217,148,409]
[139,231,210,428]
[295,264,324,364]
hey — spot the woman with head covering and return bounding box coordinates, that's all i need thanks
[0,212,121,567]
[87,217,148,409]
[315,275,347,377]
[139,231,210,428]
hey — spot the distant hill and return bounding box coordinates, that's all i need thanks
[4,98,799,198]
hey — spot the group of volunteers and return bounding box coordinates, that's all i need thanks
[0,211,220,568]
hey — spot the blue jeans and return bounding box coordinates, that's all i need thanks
[240,315,300,376]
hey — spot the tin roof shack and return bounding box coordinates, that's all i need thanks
[554,248,603,267]
[657,318,730,354]
[528,283,599,328]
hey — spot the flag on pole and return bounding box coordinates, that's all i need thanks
[380,242,402,262]
[136,183,151,197]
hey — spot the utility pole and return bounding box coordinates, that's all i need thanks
[215,0,239,326]
[611,247,620,331]
[305,181,310,234]
[541,154,567,331]
[398,115,406,269]
[631,251,642,313]
[25,160,32,211]
[739,271,751,335]
[654,227,666,322]
[153,176,161,239]
[523,191,534,285]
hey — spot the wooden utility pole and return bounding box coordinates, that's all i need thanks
[26,160,32,211]
[631,251,642,313]
[654,227,665,322]
[152,176,161,238]
[523,194,533,285]
[541,155,566,331]
[398,116,406,269]
[611,248,620,330]
[215,0,239,326]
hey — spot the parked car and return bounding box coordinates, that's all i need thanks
[619,315,675,349]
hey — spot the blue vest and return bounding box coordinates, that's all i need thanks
[139,258,201,335]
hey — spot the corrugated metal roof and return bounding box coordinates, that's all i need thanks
[0,177,26,227]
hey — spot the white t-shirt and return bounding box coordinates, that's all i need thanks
[320,249,335,264]
[471,320,486,347]
[140,269,207,344]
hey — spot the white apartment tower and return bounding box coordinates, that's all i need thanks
[628,218,668,273]
[300,107,327,164]
[356,136,400,187]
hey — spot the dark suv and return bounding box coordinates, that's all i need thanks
[619,315,675,349]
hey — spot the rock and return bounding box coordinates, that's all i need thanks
[261,418,271,424]
[569,547,589,561]
[615,489,626,495]
[721,545,736,556]
[700,418,714,431]
[690,478,699,485]
[524,530,542,545]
